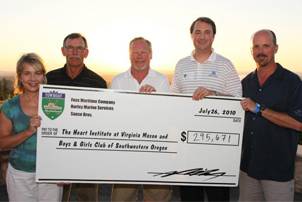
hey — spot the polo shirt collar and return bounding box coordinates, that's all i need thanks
[190,49,217,63]
[62,64,88,80]
[251,63,284,81]
[125,68,156,79]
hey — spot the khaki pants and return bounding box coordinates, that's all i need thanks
[112,184,172,202]
[239,171,294,201]
[295,156,302,193]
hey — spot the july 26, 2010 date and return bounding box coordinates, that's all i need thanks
[198,107,236,116]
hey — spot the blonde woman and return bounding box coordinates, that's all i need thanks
[0,53,62,201]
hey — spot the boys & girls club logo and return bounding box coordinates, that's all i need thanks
[42,91,65,120]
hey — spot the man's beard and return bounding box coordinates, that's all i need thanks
[256,54,269,67]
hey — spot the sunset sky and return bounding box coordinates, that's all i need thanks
[1,0,301,80]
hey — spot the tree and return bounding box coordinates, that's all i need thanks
[0,77,13,101]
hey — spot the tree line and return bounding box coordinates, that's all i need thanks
[0,77,14,101]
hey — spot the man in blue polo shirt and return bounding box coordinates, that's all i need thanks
[239,29,302,201]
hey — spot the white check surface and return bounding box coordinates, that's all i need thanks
[36,84,244,186]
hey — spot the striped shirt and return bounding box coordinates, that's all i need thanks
[171,52,242,97]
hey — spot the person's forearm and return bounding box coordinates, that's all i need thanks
[0,130,33,151]
[261,108,302,131]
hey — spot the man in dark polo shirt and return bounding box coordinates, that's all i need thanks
[46,33,107,202]
[239,29,302,201]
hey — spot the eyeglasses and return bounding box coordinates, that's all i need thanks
[64,46,86,52]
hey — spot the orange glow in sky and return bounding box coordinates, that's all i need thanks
[0,0,301,80]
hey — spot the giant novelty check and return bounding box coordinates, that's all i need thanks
[36,84,244,186]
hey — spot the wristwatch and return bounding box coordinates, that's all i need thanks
[254,103,266,115]
[254,103,261,114]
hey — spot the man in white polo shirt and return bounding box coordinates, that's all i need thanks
[110,37,171,202]
[171,17,242,202]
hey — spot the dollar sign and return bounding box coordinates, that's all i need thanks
[181,131,187,142]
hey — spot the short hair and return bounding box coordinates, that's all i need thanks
[190,17,216,35]
[63,33,88,48]
[253,29,277,45]
[15,53,47,94]
[269,30,277,45]
[129,37,152,52]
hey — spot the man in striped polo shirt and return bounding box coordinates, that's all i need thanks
[171,17,242,202]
